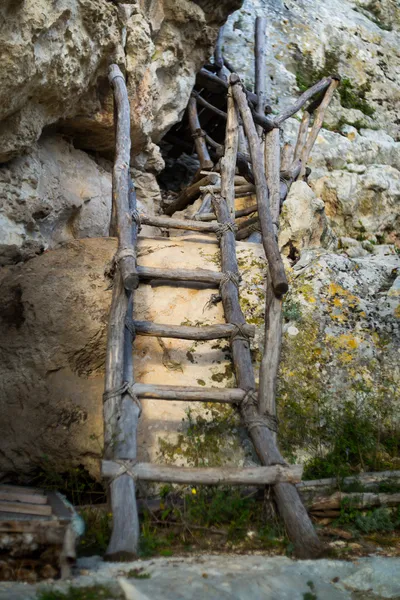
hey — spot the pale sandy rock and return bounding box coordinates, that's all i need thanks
[0,136,164,264]
[278,181,336,258]
[0,236,265,478]
[0,0,241,163]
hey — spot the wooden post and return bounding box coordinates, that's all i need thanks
[187,97,213,170]
[221,89,239,220]
[254,17,268,138]
[108,65,138,291]
[298,78,339,178]
[103,70,141,560]
[214,26,226,81]
[230,74,288,296]
[258,129,282,443]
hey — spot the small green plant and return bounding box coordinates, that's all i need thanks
[355,508,398,533]
[303,581,318,600]
[37,585,121,600]
[283,299,302,322]
[126,569,151,579]
[78,508,112,556]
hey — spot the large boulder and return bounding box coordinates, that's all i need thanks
[0,0,242,164]
[0,135,160,265]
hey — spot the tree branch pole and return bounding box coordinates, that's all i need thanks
[293,111,310,163]
[108,65,138,291]
[214,26,226,81]
[254,16,268,138]
[251,76,333,132]
[187,96,213,170]
[230,73,288,296]
[258,128,282,443]
[221,88,239,220]
[298,78,339,178]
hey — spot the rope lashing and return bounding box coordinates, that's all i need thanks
[219,271,241,293]
[192,128,207,139]
[108,459,138,485]
[240,390,279,433]
[231,322,251,343]
[125,318,136,340]
[131,209,142,232]
[103,381,142,417]
[246,413,278,433]
[115,247,136,262]
[216,222,238,240]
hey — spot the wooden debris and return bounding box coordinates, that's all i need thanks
[164,173,220,216]
[254,16,268,138]
[187,96,213,170]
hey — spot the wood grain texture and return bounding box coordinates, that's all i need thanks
[132,383,246,403]
[188,96,213,169]
[138,266,223,286]
[102,461,303,485]
[134,320,255,340]
[254,16,268,137]
[108,65,138,291]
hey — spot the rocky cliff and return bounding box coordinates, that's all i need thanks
[0,0,399,481]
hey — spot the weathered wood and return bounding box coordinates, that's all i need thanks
[293,111,310,163]
[0,490,48,505]
[102,461,303,485]
[230,74,288,295]
[236,219,260,240]
[138,265,223,286]
[214,26,225,80]
[132,383,246,403]
[108,65,138,291]
[139,214,220,233]
[309,491,400,513]
[196,203,258,222]
[187,96,213,170]
[258,129,282,438]
[197,68,259,106]
[210,161,322,557]
[251,76,333,132]
[221,87,239,219]
[299,78,339,178]
[164,173,220,216]
[192,91,228,120]
[297,470,400,494]
[0,500,52,516]
[281,143,294,171]
[103,170,140,560]
[134,320,255,340]
[254,16,268,138]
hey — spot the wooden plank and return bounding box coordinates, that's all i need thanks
[297,470,400,493]
[293,111,310,163]
[0,500,52,516]
[134,320,255,341]
[0,484,43,496]
[309,492,400,513]
[139,214,219,233]
[138,266,223,286]
[231,74,288,295]
[102,461,303,485]
[108,65,138,291]
[0,490,48,505]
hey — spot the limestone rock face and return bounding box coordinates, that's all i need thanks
[0,236,263,478]
[0,0,241,164]
[0,135,164,265]
[278,245,400,467]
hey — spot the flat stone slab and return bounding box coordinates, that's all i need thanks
[1,555,400,599]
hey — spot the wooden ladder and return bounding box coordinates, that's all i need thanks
[102,64,333,560]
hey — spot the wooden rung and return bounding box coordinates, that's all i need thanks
[0,500,52,516]
[140,214,220,233]
[138,266,222,286]
[102,461,303,485]
[0,490,48,505]
[197,204,258,222]
[132,383,246,403]
[134,321,255,341]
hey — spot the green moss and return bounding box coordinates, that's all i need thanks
[37,586,121,600]
[295,50,374,117]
